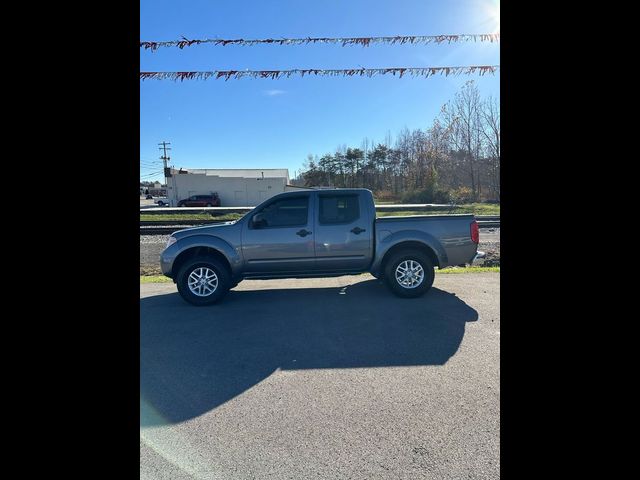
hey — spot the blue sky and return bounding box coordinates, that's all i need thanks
[140,0,500,182]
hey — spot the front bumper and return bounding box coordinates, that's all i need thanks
[160,247,178,278]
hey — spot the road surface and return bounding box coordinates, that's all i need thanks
[140,272,500,479]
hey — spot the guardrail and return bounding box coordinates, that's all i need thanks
[140,206,256,215]
[140,203,457,215]
[140,215,500,235]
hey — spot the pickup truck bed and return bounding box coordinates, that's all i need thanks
[374,214,479,270]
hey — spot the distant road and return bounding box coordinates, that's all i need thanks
[140,197,167,208]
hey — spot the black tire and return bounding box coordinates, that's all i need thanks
[383,249,435,298]
[176,256,231,306]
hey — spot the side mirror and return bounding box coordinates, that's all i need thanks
[252,213,267,229]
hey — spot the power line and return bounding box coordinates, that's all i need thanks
[141,33,499,51]
[140,171,163,178]
[141,65,499,81]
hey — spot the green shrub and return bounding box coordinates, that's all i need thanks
[432,189,452,204]
[401,187,451,204]
[449,186,474,204]
[373,190,399,202]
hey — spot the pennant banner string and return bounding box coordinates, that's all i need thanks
[140,66,499,81]
[141,33,499,51]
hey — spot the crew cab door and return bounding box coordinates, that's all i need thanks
[313,192,373,271]
[241,194,316,274]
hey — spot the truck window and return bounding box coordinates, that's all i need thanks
[255,196,309,228]
[319,195,360,224]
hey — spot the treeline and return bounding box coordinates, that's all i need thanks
[295,81,500,203]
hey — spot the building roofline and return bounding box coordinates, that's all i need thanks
[285,184,314,189]
[174,168,289,172]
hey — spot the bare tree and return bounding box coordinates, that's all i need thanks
[442,81,484,199]
[482,95,500,200]
[299,82,499,202]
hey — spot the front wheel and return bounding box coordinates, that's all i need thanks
[383,249,435,298]
[176,257,231,305]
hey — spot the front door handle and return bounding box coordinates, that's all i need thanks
[351,227,366,235]
[296,229,312,237]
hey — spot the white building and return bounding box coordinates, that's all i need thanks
[166,168,295,207]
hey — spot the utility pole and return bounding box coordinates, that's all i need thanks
[158,141,171,192]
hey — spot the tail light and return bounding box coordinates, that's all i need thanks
[470,220,479,243]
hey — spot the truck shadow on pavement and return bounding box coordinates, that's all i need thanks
[140,279,478,427]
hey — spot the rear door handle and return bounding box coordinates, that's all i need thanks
[350,227,366,235]
[296,229,312,237]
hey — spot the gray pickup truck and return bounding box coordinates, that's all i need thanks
[160,188,484,305]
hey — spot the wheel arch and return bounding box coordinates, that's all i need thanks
[172,246,233,280]
[380,241,441,273]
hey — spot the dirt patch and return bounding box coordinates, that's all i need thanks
[140,264,163,276]
[481,245,500,267]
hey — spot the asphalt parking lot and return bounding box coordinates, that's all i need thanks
[141,273,500,479]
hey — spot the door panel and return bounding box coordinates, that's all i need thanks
[313,193,372,271]
[241,194,315,274]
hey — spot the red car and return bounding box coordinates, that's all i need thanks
[177,194,221,207]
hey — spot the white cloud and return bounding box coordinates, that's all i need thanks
[264,89,286,96]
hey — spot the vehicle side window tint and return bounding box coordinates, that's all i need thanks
[257,196,309,228]
[319,195,360,224]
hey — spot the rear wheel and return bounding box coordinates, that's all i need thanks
[176,256,231,306]
[383,249,434,298]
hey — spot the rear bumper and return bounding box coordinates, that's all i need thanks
[471,250,486,265]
